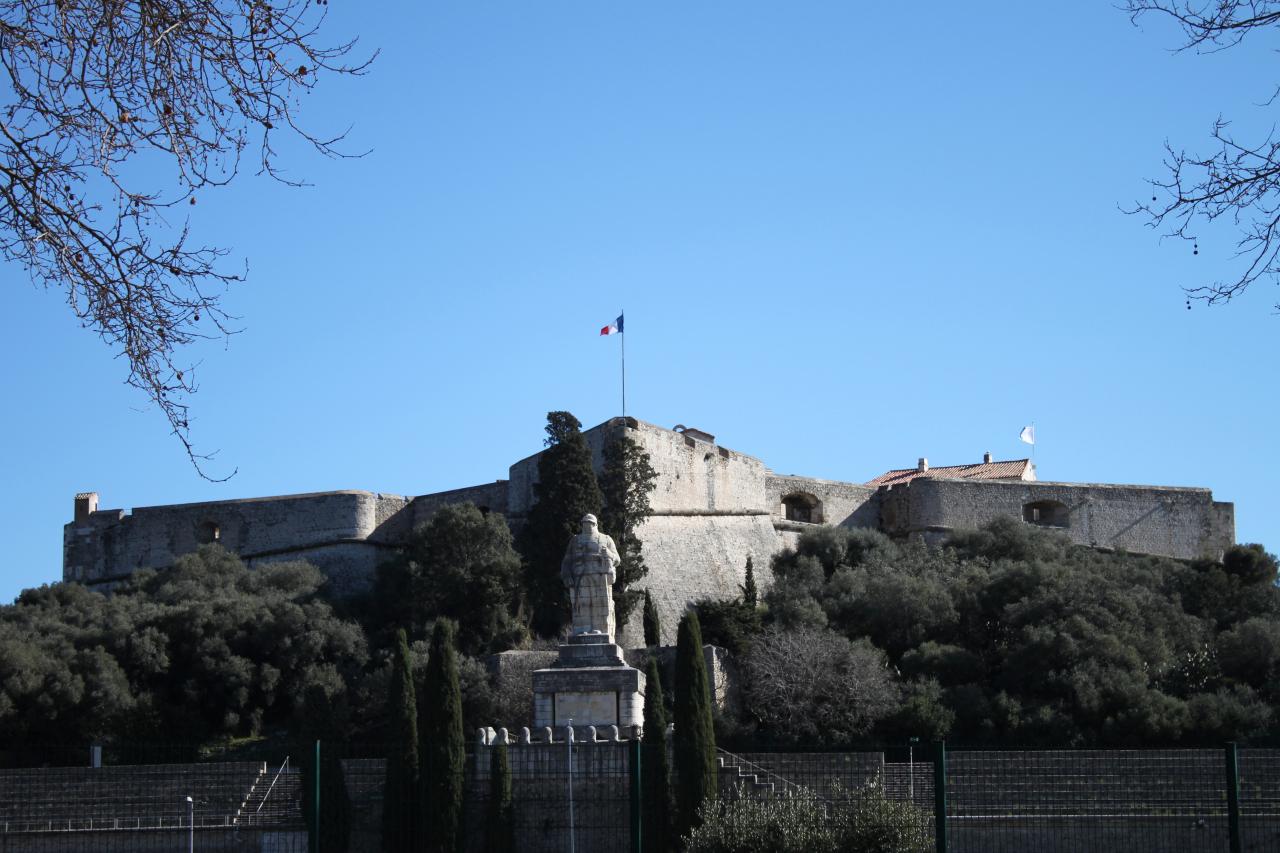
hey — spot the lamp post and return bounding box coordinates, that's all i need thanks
[185,796,193,853]
[566,720,576,853]
[908,737,920,804]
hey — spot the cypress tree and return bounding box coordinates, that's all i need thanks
[741,556,758,608]
[518,411,604,636]
[641,657,671,853]
[421,620,466,853]
[599,432,659,630]
[642,590,662,648]
[673,611,717,840]
[382,628,418,853]
[485,741,514,853]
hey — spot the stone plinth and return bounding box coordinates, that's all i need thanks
[532,634,644,730]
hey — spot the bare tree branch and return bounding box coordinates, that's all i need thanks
[0,1,375,477]
[1124,1,1280,310]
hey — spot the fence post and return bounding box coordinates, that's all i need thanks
[629,737,642,853]
[311,739,321,853]
[1225,742,1241,853]
[933,740,947,853]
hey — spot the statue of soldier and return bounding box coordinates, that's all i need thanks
[561,513,621,639]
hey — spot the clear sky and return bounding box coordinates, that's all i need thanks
[1,2,1275,603]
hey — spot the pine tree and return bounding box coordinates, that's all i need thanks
[673,611,717,840]
[485,741,514,853]
[643,590,662,647]
[741,556,758,608]
[382,629,418,853]
[641,657,671,853]
[598,432,659,631]
[518,412,603,636]
[421,620,466,853]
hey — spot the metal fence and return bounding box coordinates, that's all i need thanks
[2,740,1278,852]
[0,744,307,852]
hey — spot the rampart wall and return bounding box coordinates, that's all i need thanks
[64,490,411,594]
[765,474,879,528]
[880,478,1235,560]
[63,417,1239,643]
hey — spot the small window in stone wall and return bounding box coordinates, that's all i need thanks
[782,493,823,524]
[1023,500,1068,528]
[197,520,221,544]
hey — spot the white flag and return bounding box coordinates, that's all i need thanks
[1019,425,1036,446]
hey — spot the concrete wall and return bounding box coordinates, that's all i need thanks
[880,478,1235,561]
[634,514,779,646]
[64,490,407,590]
[766,474,879,528]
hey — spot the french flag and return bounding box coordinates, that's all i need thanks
[600,313,624,336]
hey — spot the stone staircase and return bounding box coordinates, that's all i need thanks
[716,750,802,797]
[235,761,303,826]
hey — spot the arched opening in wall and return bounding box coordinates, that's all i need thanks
[1023,500,1069,528]
[782,492,823,524]
[197,520,221,544]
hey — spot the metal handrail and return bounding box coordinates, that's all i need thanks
[715,748,804,795]
[255,756,290,814]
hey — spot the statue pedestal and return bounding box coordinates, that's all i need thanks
[532,634,645,730]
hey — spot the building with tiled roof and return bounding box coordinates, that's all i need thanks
[865,454,1035,488]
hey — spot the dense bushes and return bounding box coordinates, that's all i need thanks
[0,545,367,743]
[684,786,930,853]
[733,520,1280,747]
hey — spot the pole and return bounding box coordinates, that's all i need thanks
[629,738,642,853]
[1226,742,1241,853]
[909,737,919,804]
[567,721,576,853]
[933,741,947,853]
[620,309,626,417]
[186,796,193,853]
[312,740,321,853]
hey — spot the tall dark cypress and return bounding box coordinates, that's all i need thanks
[382,629,418,853]
[421,620,466,853]
[485,741,514,853]
[642,589,662,647]
[673,611,717,840]
[599,432,658,630]
[518,411,603,636]
[641,657,671,853]
[741,556,758,608]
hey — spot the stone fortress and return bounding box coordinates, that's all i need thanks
[64,417,1236,645]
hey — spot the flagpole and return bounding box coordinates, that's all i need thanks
[620,308,626,417]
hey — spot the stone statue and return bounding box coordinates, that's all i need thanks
[561,513,620,639]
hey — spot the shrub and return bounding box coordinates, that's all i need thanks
[684,784,931,853]
[835,784,932,853]
[684,790,835,853]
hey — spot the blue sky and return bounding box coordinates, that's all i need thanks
[1,2,1275,602]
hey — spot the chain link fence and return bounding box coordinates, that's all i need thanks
[2,740,1279,851]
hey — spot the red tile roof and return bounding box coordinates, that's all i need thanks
[866,459,1033,488]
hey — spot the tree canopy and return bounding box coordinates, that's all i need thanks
[518,411,604,636]
[740,520,1280,747]
[0,544,367,743]
[0,1,371,475]
[373,502,526,656]
[1125,0,1280,311]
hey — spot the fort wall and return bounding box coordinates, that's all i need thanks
[881,478,1235,560]
[64,490,405,591]
[765,474,879,528]
[63,418,1239,642]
